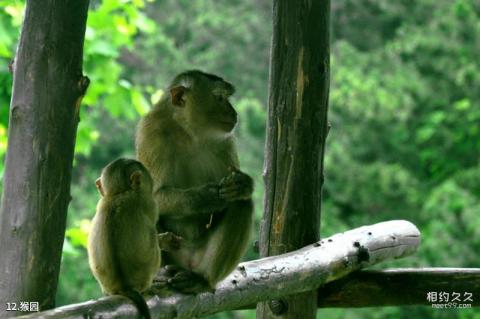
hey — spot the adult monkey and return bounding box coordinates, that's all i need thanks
[136,70,254,293]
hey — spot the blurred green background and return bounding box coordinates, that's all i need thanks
[0,0,479,318]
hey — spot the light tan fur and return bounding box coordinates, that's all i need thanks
[88,158,160,318]
[88,188,160,293]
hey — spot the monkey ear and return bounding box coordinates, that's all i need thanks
[130,171,143,190]
[170,86,186,107]
[95,178,104,196]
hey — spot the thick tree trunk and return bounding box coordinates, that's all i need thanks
[258,1,330,318]
[0,1,90,317]
[17,220,420,319]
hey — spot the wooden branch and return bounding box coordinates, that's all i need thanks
[18,220,420,318]
[0,0,90,313]
[229,268,480,310]
[318,268,480,307]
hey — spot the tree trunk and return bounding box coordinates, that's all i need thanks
[0,1,90,316]
[258,1,330,318]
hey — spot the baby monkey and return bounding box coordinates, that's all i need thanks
[88,158,182,319]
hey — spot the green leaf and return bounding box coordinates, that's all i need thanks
[65,219,91,249]
[131,87,150,115]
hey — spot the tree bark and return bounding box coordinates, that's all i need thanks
[259,0,330,318]
[16,220,420,319]
[0,1,90,316]
[318,268,480,307]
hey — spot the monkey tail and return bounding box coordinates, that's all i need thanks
[123,289,152,319]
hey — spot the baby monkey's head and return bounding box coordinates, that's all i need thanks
[96,158,153,196]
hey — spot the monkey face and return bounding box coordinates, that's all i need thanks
[169,71,238,137]
[188,84,237,135]
[210,94,237,133]
[172,89,237,137]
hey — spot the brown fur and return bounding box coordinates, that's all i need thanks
[136,70,254,292]
[88,158,160,318]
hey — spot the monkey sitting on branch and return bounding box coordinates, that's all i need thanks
[136,70,254,293]
[88,158,182,319]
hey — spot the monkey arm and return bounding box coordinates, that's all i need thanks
[154,183,228,216]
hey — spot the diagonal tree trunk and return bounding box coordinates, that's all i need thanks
[0,1,90,316]
[258,1,330,318]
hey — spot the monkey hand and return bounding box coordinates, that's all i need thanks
[219,167,253,201]
[190,183,228,213]
[154,266,214,294]
[153,265,180,288]
[158,232,184,251]
[167,269,215,294]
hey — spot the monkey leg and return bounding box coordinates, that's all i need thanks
[168,199,253,293]
[197,199,253,284]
